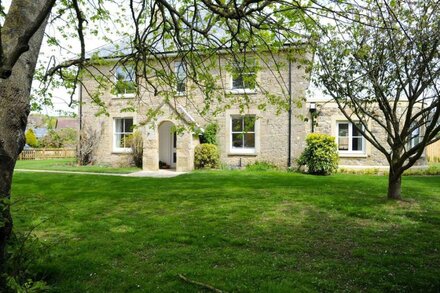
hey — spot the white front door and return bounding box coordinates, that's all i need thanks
[170,132,177,168]
[159,121,177,169]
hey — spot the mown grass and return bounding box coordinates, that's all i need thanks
[15,158,140,174]
[11,170,440,292]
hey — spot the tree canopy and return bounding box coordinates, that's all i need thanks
[314,0,440,199]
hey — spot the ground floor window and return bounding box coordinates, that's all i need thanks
[231,115,256,153]
[114,118,133,151]
[337,121,365,153]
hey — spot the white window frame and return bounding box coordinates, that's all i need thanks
[337,121,366,154]
[175,61,187,95]
[113,117,134,152]
[114,65,136,98]
[230,115,256,154]
[230,58,257,94]
[408,125,420,149]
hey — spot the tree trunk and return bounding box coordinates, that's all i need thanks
[387,171,402,200]
[0,0,49,284]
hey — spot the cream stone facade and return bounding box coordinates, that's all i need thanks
[306,100,427,169]
[80,51,426,171]
[80,51,312,171]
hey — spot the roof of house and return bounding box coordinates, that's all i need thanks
[56,117,79,130]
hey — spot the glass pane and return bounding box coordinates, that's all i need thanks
[244,133,255,148]
[121,134,128,148]
[353,123,363,136]
[243,73,256,89]
[232,133,243,148]
[115,133,122,148]
[338,137,349,150]
[338,123,348,136]
[124,118,133,133]
[126,67,135,82]
[352,137,363,151]
[232,75,244,89]
[243,116,255,132]
[232,118,243,132]
[116,66,134,82]
[177,81,186,93]
[115,67,125,81]
[115,119,123,133]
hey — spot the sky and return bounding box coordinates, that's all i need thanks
[3,0,327,117]
[1,0,129,117]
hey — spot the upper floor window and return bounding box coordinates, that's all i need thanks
[114,66,136,96]
[231,58,256,91]
[175,61,187,94]
[337,121,365,153]
[231,115,256,154]
[114,117,133,151]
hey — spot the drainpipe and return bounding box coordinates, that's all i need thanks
[78,84,83,164]
[287,58,292,168]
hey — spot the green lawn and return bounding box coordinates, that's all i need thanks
[11,171,440,292]
[15,158,140,174]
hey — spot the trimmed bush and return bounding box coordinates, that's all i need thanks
[298,133,339,175]
[25,129,39,148]
[194,143,219,169]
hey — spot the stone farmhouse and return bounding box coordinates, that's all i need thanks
[79,46,426,172]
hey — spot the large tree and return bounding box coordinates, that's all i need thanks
[0,0,313,286]
[315,0,440,200]
[0,0,54,281]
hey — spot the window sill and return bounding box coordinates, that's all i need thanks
[112,150,132,154]
[228,89,257,95]
[113,93,136,99]
[228,151,257,156]
[339,152,368,158]
[175,92,187,97]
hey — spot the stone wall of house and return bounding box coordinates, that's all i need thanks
[309,101,427,168]
[80,52,312,170]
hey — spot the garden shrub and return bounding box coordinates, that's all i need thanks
[77,124,102,165]
[298,133,339,175]
[126,130,143,168]
[246,161,278,171]
[199,123,219,145]
[3,231,50,292]
[194,143,219,169]
[25,129,39,148]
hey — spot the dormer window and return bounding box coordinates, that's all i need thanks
[114,65,136,96]
[175,61,187,94]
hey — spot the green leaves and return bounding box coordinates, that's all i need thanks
[298,133,339,175]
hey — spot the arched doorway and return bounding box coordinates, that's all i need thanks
[158,121,177,169]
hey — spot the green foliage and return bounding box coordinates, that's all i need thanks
[43,116,57,130]
[4,232,49,293]
[112,80,136,95]
[25,129,39,148]
[40,130,62,148]
[199,123,219,145]
[40,128,77,148]
[57,128,77,147]
[246,161,278,171]
[298,133,339,175]
[194,143,219,169]
[126,131,143,168]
